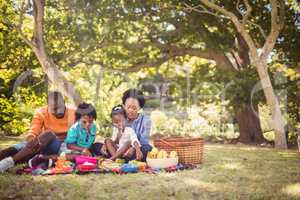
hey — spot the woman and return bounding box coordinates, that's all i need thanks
[121,89,152,161]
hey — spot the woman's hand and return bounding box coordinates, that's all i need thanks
[135,148,143,161]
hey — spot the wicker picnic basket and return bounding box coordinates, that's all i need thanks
[154,137,204,165]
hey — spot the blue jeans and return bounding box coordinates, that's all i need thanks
[14,138,62,155]
[90,142,104,156]
[42,138,63,155]
[13,142,27,151]
[137,143,153,162]
[13,138,62,155]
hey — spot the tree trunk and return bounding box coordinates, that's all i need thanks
[94,65,103,102]
[236,103,265,144]
[254,60,287,148]
[30,0,82,105]
[35,50,82,105]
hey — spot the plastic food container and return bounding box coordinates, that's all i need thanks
[75,156,97,165]
[76,163,97,171]
[146,157,178,169]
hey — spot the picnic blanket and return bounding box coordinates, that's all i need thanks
[16,156,198,176]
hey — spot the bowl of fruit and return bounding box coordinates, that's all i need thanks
[146,147,178,169]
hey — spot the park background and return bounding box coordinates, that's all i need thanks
[0,0,299,199]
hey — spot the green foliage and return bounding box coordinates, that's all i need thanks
[0,0,299,141]
[0,1,46,136]
[0,88,46,136]
[67,65,139,136]
[150,106,238,142]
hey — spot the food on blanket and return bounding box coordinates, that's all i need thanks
[97,157,106,165]
[156,151,163,159]
[98,159,122,170]
[115,158,125,164]
[129,160,147,171]
[169,151,178,158]
[146,149,179,169]
[55,153,72,168]
[51,153,73,174]
[51,164,73,174]
[121,164,139,173]
[60,152,66,160]
[148,147,159,159]
[147,152,155,159]
[157,150,168,159]
[148,148,177,159]
[152,147,159,154]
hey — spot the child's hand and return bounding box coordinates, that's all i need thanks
[135,149,143,161]
[82,148,92,156]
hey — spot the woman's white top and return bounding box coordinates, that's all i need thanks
[111,127,141,149]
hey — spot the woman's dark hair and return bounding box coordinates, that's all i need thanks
[75,102,97,121]
[122,89,145,108]
[111,104,126,118]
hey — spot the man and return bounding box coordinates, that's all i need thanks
[0,91,76,172]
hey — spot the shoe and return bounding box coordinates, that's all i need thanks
[28,155,53,169]
[0,157,15,173]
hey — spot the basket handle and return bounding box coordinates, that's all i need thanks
[157,138,175,148]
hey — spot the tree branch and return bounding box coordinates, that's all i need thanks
[120,56,173,73]
[33,0,45,49]
[236,0,242,16]
[198,0,258,60]
[260,0,285,59]
[3,0,36,48]
[242,0,252,26]
[248,21,267,39]
[123,38,236,70]
[183,2,229,19]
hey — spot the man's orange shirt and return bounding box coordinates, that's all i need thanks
[27,106,76,141]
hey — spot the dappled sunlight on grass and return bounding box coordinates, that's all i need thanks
[205,143,299,155]
[282,183,300,197]
[278,152,299,158]
[181,177,219,191]
[205,143,273,151]
[221,162,243,170]
[159,172,177,178]
[35,174,78,183]
[0,135,25,149]
[1,139,300,199]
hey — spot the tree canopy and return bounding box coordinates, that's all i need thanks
[0,0,299,148]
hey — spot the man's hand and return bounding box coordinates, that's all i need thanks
[26,135,35,142]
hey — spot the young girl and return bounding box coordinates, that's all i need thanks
[28,102,97,167]
[61,102,97,157]
[103,105,143,161]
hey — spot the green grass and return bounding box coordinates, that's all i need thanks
[0,138,300,200]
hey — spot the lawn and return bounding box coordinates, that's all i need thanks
[0,138,299,200]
